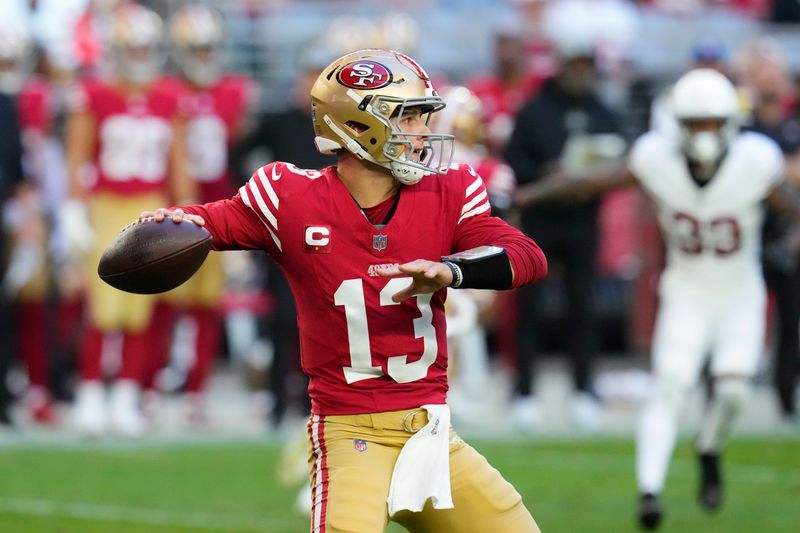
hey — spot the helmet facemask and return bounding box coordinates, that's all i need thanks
[678,118,733,172]
[379,97,454,184]
[113,44,163,85]
[176,44,222,87]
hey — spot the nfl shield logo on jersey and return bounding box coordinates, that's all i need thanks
[353,439,368,452]
[372,234,388,252]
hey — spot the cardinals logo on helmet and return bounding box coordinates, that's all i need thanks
[337,61,392,89]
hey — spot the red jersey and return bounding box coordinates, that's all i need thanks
[452,145,516,210]
[17,78,52,134]
[69,77,181,195]
[184,162,546,415]
[175,74,255,202]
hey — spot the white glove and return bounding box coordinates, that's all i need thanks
[58,199,96,256]
[2,242,44,297]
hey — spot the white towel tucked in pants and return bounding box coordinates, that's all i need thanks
[387,404,454,516]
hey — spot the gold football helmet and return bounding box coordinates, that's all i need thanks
[169,4,226,87]
[433,86,484,148]
[109,3,164,85]
[310,49,453,185]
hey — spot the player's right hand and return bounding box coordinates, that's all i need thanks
[140,208,205,226]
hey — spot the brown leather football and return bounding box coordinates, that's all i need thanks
[97,218,212,294]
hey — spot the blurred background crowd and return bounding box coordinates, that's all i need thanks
[0,0,799,444]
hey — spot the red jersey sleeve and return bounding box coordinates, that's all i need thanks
[450,164,547,287]
[182,162,285,257]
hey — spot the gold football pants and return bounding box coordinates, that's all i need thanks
[160,251,224,308]
[306,408,541,533]
[86,192,165,333]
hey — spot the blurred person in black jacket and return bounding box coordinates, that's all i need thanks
[231,50,335,427]
[0,91,25,425]
[505,35,624,431]
[739,39,800,420]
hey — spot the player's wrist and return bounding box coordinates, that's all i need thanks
[442,261,463,288]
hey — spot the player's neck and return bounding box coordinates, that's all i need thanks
[337,156,400,208]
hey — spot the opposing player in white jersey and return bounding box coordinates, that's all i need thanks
[514,68,800,530]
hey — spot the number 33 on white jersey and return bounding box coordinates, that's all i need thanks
[630,130,784,287]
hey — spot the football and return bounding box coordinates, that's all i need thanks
[97,217,213,294]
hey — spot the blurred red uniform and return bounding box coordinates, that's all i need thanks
[151,72,255,418]
[67,3,192,437]
[70,74,186,424]
[12,76,58,423]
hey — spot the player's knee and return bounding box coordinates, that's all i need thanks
[714,378,750,416]
[652,374,689,410]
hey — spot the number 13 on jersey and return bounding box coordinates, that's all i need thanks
[334,278,438,384]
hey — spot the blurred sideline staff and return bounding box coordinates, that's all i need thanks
[0,90,25,425]
[737,37,800,422]
[505,31,625,431]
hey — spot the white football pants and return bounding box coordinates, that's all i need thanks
[636,273,766,493]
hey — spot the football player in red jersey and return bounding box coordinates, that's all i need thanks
[140,49,546,532]
[145,3,258,426]
[65,3,194,437]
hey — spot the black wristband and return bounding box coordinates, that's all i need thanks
[440,247,513,290]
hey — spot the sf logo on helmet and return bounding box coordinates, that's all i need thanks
[337,61,392,90]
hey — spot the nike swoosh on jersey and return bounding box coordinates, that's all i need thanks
[271,166,281,181]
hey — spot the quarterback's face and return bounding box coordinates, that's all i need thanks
[393,107,430,161]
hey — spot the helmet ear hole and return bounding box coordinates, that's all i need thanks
[344,120,369,134]
[370,138,377,145]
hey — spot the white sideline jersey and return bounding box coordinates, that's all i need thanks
[630,130,784,289]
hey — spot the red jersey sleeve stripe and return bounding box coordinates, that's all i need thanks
[245,179,278,230]
[239,185,282,251]
[461,189,488,215]
[256,166,280,208]
[457,201,491,224]
[465,175,483,197]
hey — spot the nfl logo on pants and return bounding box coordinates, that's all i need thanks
[354,439,368,452]
[372,234,387,251]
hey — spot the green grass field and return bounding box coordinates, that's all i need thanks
[1,435,798,532]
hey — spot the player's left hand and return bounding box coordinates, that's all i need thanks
[377,259,453,302]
